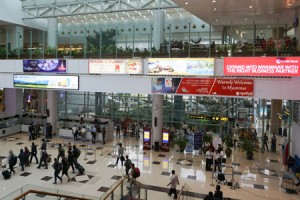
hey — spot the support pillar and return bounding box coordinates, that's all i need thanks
[152,94,163,147]
[47,90,57,134]
[295,8,300,51]
[47,18,58,48]
[37,90,46,114]
[153,10,165,51]
[4,88,23,116]
[270,99,282,135]
[6,26,23,50]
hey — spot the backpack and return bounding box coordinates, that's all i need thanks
[133,167,140,178]
[11,155,17,166]
[57,163,63,172]
[74,149,81,158]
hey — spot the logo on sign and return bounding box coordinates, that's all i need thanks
[276,59,298,64]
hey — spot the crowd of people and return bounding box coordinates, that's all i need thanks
[6,140,82,184]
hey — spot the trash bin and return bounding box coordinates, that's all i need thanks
[154,141,159,151]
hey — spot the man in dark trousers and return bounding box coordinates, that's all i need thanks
[52,158,62,184]
[167,170,180,199]
[29,142,38,164]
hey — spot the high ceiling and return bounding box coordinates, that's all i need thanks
[172,0,300,27]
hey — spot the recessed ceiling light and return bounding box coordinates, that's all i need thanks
[244,18,247,20]
[215,19,218,22]
[185,2,188,5]
[214,8,216,11]
[249,5,253,8]
[212,0,216,2]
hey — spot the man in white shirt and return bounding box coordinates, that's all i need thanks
[205,149,213,171]
[72,125,78,140]
[167,170,180,199]
[80,126,86,139]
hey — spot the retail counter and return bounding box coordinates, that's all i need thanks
[58,128,103,142]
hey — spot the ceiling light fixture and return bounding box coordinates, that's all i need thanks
[212,0,216,3]
[185,1,188,5]
[249,5,253,8]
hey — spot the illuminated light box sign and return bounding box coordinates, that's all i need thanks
[89,59,142,74]
[162,132,169,143]
[13,75,79,90]
[144,130,150,142]
[224,57,300,76]
[23,59,67,72]
[148,58,214,76]
[152,77,254,97]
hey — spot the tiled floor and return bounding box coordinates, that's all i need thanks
[0,132,299,200]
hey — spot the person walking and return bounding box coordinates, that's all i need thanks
[102,127,106,144]
[124,155,132,176]
[29,142,39,164]
[18,149,25,171]
[61,156,71,182]
[91,126,97,144]
[68,151,75,173]
[52,158,62,184]
[116,143,124,166]
[7,150,16,174]
[263,133,269,152]
[72,125,78,140]
[167,170,180,199]
[214,185,223,200]
[57,144,65,161]
[37,150,48,169]
[205,149,213,171]
[24,146,30,167]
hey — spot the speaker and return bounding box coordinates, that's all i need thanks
[154,117,157,127]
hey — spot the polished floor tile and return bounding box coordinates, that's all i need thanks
[0,132,299,200]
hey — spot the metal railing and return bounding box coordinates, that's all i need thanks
[177,183,194,200]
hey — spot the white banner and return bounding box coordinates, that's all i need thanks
[89,59,142,74]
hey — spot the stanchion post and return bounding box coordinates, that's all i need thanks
[210,167,215,187]
[94,149,96,161]
[84,147,88,160]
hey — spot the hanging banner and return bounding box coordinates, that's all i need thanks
[224,57,300,76]
[23,59,67,72]
[148,58,214,76]
[13,75,79,90]
[89,59,142,74]
[151,77,254,97]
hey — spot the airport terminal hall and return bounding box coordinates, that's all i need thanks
[2,0,300,200]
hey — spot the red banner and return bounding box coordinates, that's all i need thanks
[224,57,300,76]
[151,78,254,97]
[176,78,254,97]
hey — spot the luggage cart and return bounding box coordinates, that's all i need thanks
[282,172,295,193]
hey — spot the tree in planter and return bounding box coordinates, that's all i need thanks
[223,134,234,158]
[86,29,116,54]
[170,135,188,152]
[240,137,256,160]
[202,133,213,154]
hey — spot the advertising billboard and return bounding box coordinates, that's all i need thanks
[148,58,214,76]
[224,57,300,76]
[23,59,67,72]
[13,75,79,90]
[151,77,254,97]
[89,59,142,74]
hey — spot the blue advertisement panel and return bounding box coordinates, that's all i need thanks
[23,59,67,72]
[194,132,203,150]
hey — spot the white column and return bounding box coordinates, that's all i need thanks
[152,94,163,146]
[37,90,46,113]
[153,10,165,51]
[47,18,58,48]
[4,88,23,116]
[47,90,57,134]
[6,26,24,49]
[295,8,300,50]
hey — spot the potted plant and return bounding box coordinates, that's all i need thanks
[240,137,256,160]
[171,135,188,152]
[202,133,213,154]
[223,134,233,157]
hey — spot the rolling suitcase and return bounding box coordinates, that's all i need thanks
[2,170,11,180]
[217,173,225,181]
[76,165,85,175]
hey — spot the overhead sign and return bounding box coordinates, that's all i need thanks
[23,59,67,72]
[148,58,214,76]
[89,59,142,74]
[151,77,254,97]
[224,57,300,76]
[13,75,79,90]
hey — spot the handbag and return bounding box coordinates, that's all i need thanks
[120,156,125,162]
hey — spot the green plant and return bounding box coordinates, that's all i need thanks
[240,137,256,160]
[223,134,233,157]
[171,135,188,152]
